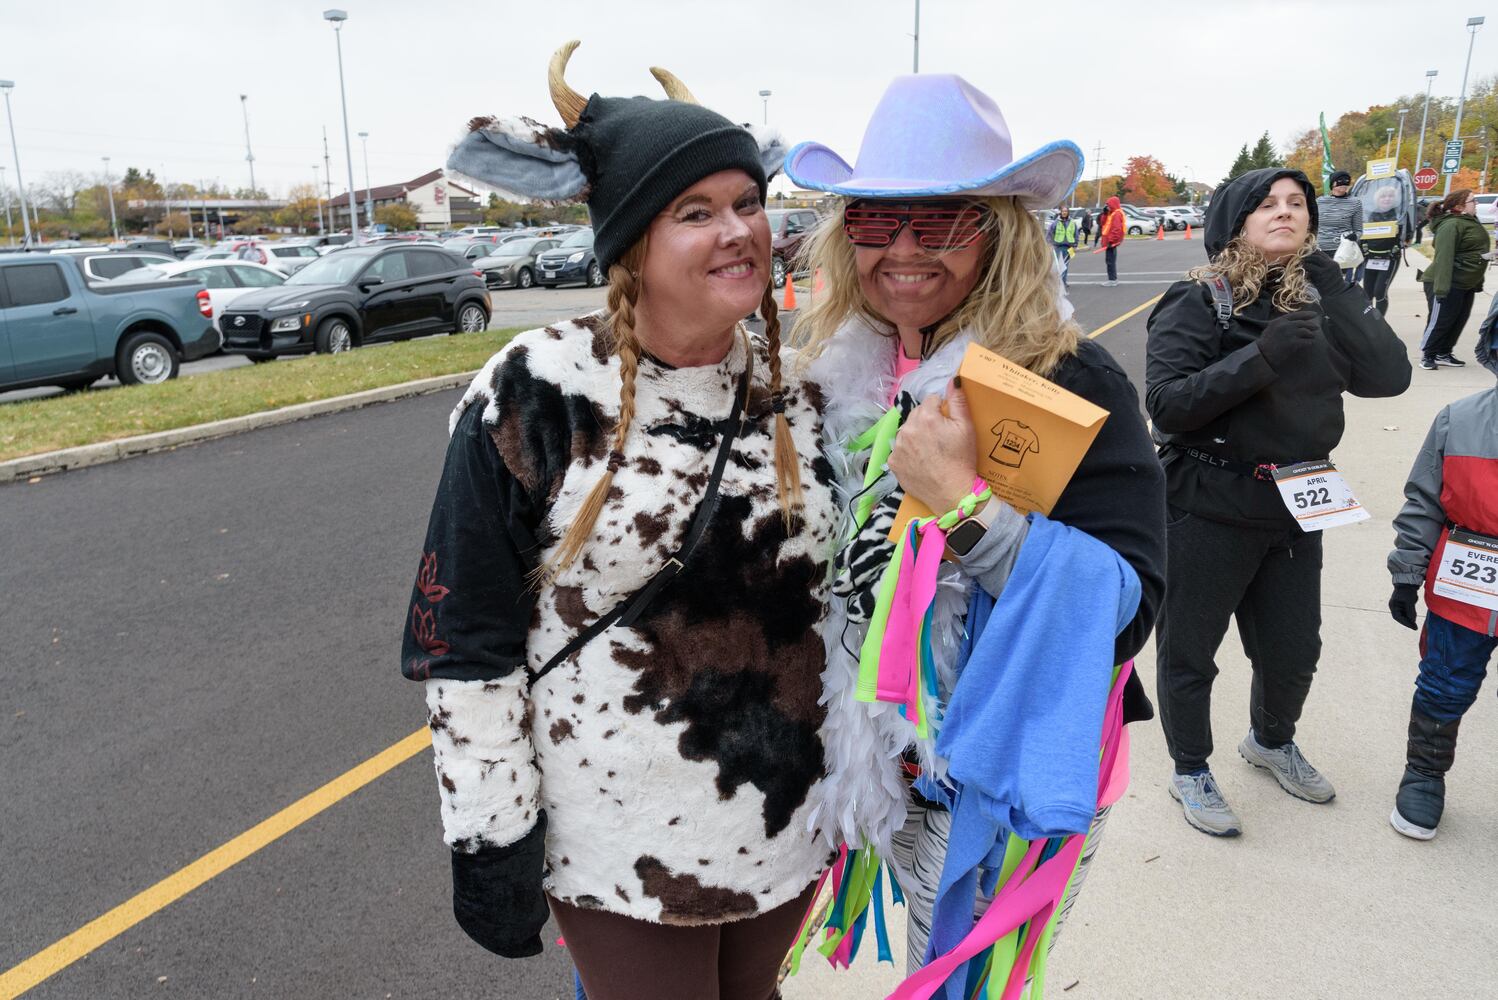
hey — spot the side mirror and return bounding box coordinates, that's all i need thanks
[358,276,385,289]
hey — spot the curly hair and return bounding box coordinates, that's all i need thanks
[793,196,1081,377]
[1185,231,1318,314]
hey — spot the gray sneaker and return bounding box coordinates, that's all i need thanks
[1169,770,1242,837]
[1238,732,1336,803]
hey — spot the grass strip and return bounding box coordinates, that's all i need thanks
[0,327,522,463]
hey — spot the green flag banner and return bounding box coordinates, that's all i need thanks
[1320,113,1336,193]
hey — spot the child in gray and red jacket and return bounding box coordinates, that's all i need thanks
[1387,322,1498,839]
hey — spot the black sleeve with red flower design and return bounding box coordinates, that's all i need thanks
[402,402,542,683]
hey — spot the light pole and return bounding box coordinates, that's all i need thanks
[1385,127,1395,157]
[312,164,326,235]
[1395,108,1410,165]
[102,156,119,240]
[1,164,11,245]
[912,0,920,73]
[358,130,373,229]
[758,89,771,125]
[239,94,257,197]
[1090,141,1105,209]
[324,10,362,243]
[1445,16,1485,196]
[1415,70,1438,171]
[1,80,34,246]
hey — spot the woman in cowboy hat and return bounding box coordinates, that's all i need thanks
[402,42,842,999]
[786,73,1165,977]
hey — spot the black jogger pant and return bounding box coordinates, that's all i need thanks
[1155,506,1324,773]
[1105,245,1118,281]
[1421,287,1477,360]
[1361,255,1400,315]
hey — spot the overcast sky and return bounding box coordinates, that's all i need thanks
[0,0,1490,201]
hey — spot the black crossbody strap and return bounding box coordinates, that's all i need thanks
[528,344,753,686]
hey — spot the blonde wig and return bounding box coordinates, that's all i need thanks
[1186,232,1317,314]
[794,196,1081,377]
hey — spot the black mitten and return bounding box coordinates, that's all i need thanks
[1389,584,1420,631]
[1257,310,1320,369]
[450,810,549,958]
[1301,250,1347,295]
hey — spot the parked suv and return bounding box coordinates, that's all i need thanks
[767,208,820,288]
[535,228,604,288]
[218,244,490,359]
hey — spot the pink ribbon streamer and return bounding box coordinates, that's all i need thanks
[884,662,1135,1000]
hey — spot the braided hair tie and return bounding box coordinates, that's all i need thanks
[606,450,626,473]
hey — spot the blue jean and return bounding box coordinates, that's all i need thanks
[1415,611,1497,723]
[1105,245,1118,282]
[1053,244,1071,285]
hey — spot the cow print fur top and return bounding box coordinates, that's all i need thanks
[402,312,841,926]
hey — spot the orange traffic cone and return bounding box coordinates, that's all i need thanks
[1184,224,1193,240]
[1155,222,1165,241]
[782,274,797,310]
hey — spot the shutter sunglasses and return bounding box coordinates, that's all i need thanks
[842,199,990,251]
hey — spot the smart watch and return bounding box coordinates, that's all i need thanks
[945,497,997,558]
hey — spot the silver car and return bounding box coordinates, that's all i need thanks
[473,236,562,290]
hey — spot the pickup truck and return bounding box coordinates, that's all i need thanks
[0,254,219,394]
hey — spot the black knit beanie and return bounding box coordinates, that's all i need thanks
[567,95,767,271]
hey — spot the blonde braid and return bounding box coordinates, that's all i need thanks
[532,243,646,588]
[759,284,803,526]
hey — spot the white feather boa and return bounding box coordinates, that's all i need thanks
[805,276,1076,857]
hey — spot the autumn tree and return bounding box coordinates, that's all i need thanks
[274,184,322,233]
[375,202,420,232]
[1122,155,1174,206]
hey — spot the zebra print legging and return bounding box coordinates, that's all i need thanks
[887,800,1112,977]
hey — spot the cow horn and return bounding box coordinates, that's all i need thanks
[649,67,699,105]
[548,40,588,128]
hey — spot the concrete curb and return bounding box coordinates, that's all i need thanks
[0,370,478,484]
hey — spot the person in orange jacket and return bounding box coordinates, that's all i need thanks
[1099,195,1126,286]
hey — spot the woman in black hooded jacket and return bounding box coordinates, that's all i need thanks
[1145,167,1410,838]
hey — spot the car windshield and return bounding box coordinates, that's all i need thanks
[284,250,377,285]
[559,229,593,249]
[495,238,544,256]
[766,210,788,231]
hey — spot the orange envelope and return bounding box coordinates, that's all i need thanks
[890,341,1110,539]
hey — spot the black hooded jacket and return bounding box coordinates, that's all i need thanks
[1145,168,1412,526]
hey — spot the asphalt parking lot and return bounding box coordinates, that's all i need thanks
[0,284,610,405]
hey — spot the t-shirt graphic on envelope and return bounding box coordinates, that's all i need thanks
[891,342,1109,539]
[991,419,1040,467]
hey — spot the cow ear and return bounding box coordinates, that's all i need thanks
[446,116,588,201]
[745,124,787,183]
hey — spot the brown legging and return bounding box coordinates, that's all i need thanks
[550,882,818,1000]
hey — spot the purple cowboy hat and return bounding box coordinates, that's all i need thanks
[785,74,1083,207]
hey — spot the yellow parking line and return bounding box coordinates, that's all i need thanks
[0,728,432,999]
[1089,293,1164,339]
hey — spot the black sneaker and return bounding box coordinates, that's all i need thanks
[1435,354,1467,367]
[1419,357,1438,371]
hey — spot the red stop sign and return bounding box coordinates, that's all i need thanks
[1414,167,1439,191]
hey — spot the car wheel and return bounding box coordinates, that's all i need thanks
[314,318,354,355]
[586,260,604,287]
[117,332,180,386]
[517,268,533,289]
[772,257,787,289]
[457,303,488,333]
[1128,225,1142,236]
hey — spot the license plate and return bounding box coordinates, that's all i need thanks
[1366,258,1391,271]
[543,271,556,279]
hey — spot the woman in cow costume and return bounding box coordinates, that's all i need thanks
[401,42,840,999]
